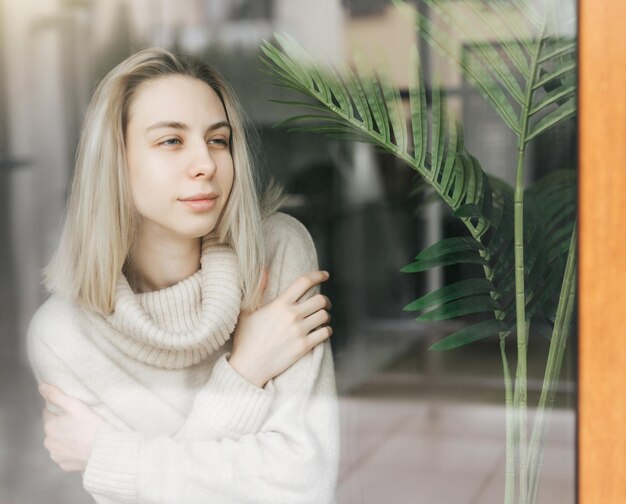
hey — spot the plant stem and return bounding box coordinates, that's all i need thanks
[500,332,516,504]
[515,22,546,504]
[527,225,577,504]
[513,144,530,504]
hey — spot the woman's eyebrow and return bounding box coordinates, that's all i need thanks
[145,120,231,133]
[146,121,187,132]
[206,120,231,133]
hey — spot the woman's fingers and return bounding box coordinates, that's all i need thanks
[42,408,54,424]
[39,384,72,412]
[301,309,331,335]
[296,293,331,317]
[305,325,333,349]
[39,383,88,416]
[279,271,330,305]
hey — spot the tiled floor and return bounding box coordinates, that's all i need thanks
[338,397,575,504]
[3,362,575,504]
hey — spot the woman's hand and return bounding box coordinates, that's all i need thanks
[38,383,106,472]
[228,270,332,388]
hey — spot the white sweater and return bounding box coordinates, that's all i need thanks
[27,212,339,504]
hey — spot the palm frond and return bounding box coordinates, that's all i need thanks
[402,168,575,350]
[430,319,509,350]
[260,26,576,352]
[392,0,576,144]
[260,33,491,237]
[403,278,495,312]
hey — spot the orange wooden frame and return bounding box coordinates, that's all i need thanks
[578,1,626,502]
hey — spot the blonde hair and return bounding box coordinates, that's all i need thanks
[44,47,287,315]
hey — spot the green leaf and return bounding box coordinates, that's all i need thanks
[431,85,447,179]
[324,66,351,115]
[414,236,485,261]
[409,45,428,168]
[430,0,525,104]
[273,114,347,129]
[401,250,488,273]
[449,155,468,204]
[471,158,493,237]
[439,122,459,193]
[343,65,374,131]
[471,76,521,134]
[465,155,483,206]
[532,61,576,90]
[265,35,314,91]
[526,256,566,319]
[430,319,509,350]
[379,64,408,151]
[537,39,576,65]
[417,295,502,321]
[465,1,530,78]
[394,0,520,133]
[454,204,483,218]
[526,97,576,141]
[528,84,576,116]
[355,55,390,142]
[490,0,539,49]
[403,278,495,312]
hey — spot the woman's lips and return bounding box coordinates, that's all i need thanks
[180,198,217,212]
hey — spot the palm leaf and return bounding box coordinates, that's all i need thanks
[430,319,509,350]
[409,45,428,168]
[260,34,491,239]
[392,0,577,145]
[400,165,574,350]
[403,278,495,312]
[417,296,502,321]
[260,26,575,351]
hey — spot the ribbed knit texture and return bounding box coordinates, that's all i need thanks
[82,427,141,503]
[81,236,242,370]
[27,212,340,504]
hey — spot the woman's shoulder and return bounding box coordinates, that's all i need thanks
[26,293,103,406]
[262,211,315,248]
[262,211,319,274]
[27,293,83,347]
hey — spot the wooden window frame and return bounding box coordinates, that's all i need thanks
[578,0,626,502]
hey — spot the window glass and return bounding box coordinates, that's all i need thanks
[1,1,576,502]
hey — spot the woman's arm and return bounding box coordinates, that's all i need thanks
[173,269,332,441]
[81,340,338,504]
[39,337,338,504]
[167,212,335,442]
[38,268,332,456]
[35,213,340,503]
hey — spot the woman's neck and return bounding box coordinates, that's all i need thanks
[127,229,202,294]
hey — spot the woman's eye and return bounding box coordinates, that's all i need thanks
[160,138,181,146]
[208,138,229,147]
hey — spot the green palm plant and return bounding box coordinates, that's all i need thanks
[259,1,577,503]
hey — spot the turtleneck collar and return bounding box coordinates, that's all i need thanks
[80,234,242,369]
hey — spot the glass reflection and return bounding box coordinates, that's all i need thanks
[1,0,576,502]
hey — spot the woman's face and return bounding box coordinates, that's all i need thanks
[125,75,234,243]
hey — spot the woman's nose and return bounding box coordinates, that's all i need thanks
[190,142,217,178]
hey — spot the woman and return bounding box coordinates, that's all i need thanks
[27,47,339,503]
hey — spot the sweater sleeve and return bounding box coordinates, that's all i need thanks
[82,212,340,504]
[171,212,323,441]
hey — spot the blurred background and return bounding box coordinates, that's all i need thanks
[0,0,576,502]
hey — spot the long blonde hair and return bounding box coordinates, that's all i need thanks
[44,47,286,315]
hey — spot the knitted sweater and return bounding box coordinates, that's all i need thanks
[27,212,339,504]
